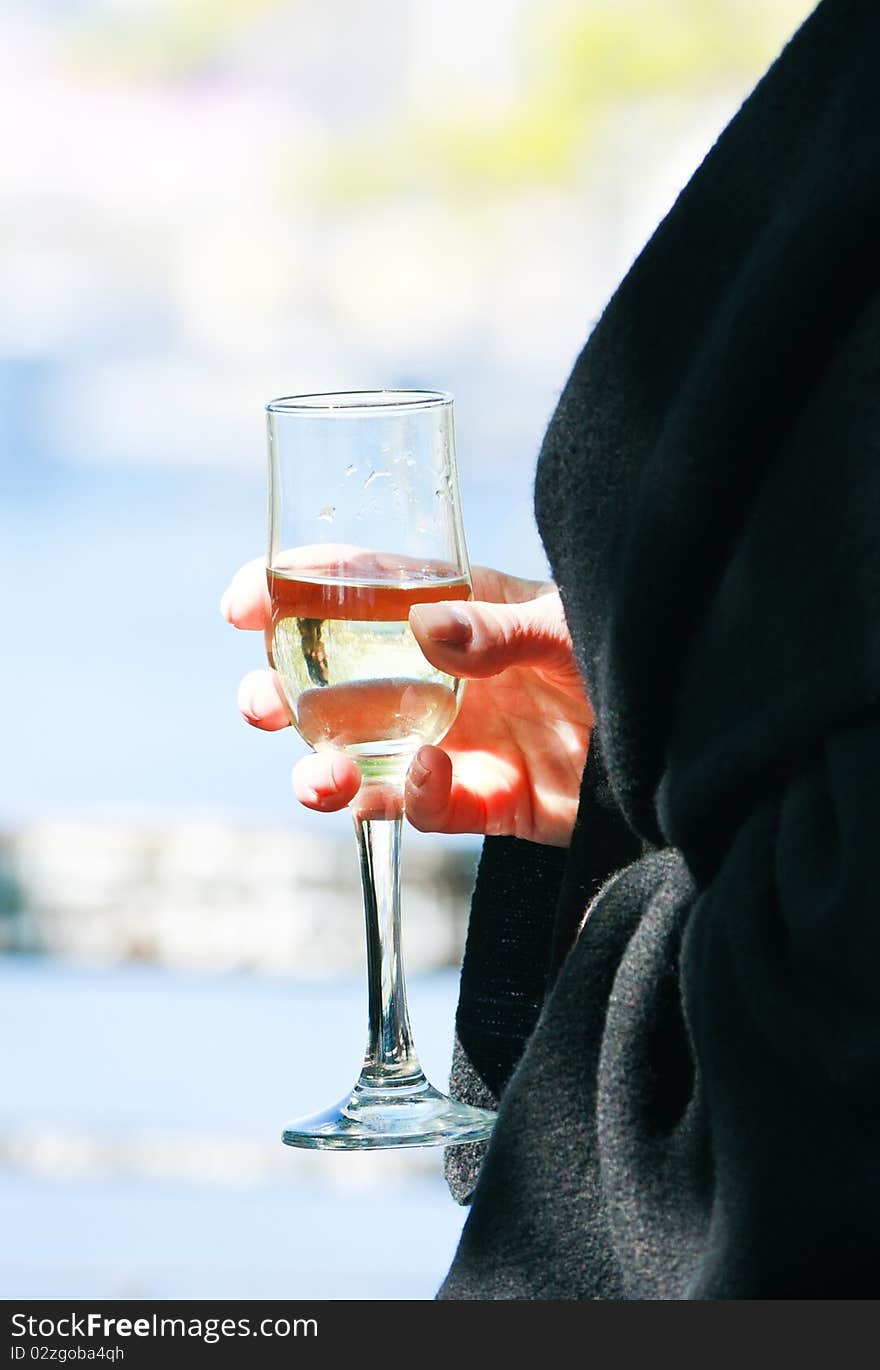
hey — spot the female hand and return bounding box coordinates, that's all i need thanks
[221,561,593,847]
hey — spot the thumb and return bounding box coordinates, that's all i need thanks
[410,589,574,680]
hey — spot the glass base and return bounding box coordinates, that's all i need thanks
[281,1072,497,1151]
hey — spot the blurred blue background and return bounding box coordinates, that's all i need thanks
[1,0,811,1300]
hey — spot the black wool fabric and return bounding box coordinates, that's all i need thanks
[439,0,880,1299]
[444,741,644,1205]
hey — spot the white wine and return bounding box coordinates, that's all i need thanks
[268,570,470,761]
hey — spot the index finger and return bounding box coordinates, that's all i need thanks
[222,545,439,631]
[221,556,555,632]
[469,565,554,605]
[220,558,270,630]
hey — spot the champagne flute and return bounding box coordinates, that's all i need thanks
[266,389,497,1149]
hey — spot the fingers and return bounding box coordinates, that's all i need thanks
[293,751,362,811]
[221,558,554,633]
[410,589,576,681]
[293,745,498,832]
[220,558,270,630]
[405,745,504,836]
[469,565,554,605]
[237,670,291,731]
[292,744,482,827]
[294,745,493,829]
[290,743,516,832]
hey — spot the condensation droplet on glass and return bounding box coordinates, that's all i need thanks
[345,464,357,478]
[363,469,390,488]
[317,505,335,522]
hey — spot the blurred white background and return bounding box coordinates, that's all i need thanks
[0,0,812,1300]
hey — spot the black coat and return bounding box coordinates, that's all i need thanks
[439,0,880,1299]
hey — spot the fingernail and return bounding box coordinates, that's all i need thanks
[240,687,260,721]
[329,755,349,789]
[410,604,472,646]
[408,748,431,788]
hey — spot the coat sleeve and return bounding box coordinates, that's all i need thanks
[445,735,643,1203]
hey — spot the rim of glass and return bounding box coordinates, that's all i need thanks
[266,389,453,416]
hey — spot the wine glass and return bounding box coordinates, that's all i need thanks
[266,389,497,1149]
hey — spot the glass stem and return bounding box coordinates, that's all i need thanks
[352,799,425,1090]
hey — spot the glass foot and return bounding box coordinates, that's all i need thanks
[282,1073,497,1151]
